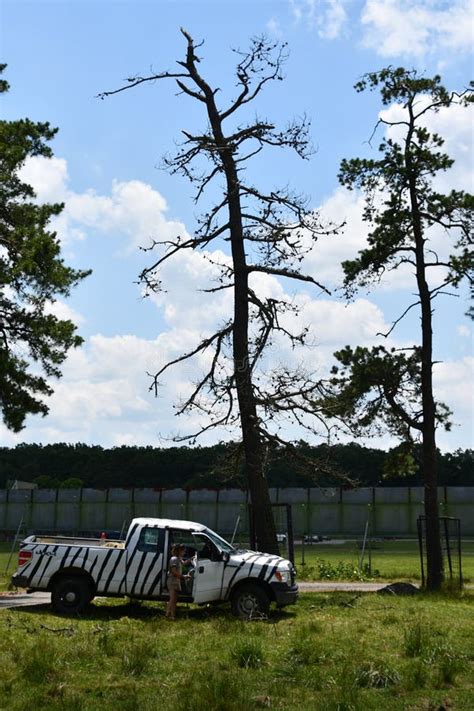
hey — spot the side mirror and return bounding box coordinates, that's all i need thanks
[221,552,230,563]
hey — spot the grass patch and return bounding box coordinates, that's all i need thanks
[294,538,474,582]
[230,639,265,669]
[0,591,472,710]
[354,661,401,688]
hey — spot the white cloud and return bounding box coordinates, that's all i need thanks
[0,297,390,447]
[457,325,471,338]
[361,0,474,58]
[45,300,86,327]
[435,356,474,449]
[319,0,347,39]
[65,180,186,253]
[300,187,416,291]
[19,156,69,203]
[303,188,367,285]
[266,17,283,38]
[381,100,473,193]
[297,297,389,347]
[290,0,347,38]
[18,156,187,253]
[3,275,471,452]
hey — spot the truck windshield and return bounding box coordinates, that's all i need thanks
[203,527,235,553]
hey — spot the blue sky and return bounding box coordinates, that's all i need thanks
[1,0,473,450]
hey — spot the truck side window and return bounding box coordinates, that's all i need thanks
[138,527,165,553]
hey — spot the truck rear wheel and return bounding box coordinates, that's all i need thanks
[231,583,270,619]
[51,577,92,615]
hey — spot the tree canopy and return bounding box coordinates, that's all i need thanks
[0,65,90,431]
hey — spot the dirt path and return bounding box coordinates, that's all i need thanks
[1,582,471,609]
[0,592,51,609]
[0,584,395,609]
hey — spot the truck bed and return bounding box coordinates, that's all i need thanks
[26,535,125,549]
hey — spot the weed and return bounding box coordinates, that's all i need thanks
[426,642,467,687]
[95,623,116,656]
[120,639,154,677]
[354,660,401,688]
[405,658,429,690]
[230,638,265,669]
[324,664,362,711]
[404,620,432,657]
[178,669,251,710]
[285,630,327,667]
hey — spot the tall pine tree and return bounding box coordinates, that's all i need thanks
[0,65,90,431]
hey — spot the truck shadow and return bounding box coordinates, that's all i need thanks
[10,599,297,624]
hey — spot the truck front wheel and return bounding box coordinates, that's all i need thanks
[51,577,92,615]
[231,583,270,619]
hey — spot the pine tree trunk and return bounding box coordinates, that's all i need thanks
[406,108,444,590]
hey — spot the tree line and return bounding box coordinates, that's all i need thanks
[1,442,472,490]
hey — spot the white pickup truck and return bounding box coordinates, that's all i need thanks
[12,517,298,618]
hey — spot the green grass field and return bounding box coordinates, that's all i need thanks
[1,540,474,709]
[0,592,473,710]
[293,539,474,582]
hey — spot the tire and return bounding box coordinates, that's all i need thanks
[51,576,93,615]
[231,583,270,619]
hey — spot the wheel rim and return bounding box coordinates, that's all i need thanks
[237,593,259,616]
[64,591,77,604]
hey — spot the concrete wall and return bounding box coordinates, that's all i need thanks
[1,486,473,538]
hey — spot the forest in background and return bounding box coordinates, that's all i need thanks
[1,442,472,490]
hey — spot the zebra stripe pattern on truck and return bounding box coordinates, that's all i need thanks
[12,519,296,612]
[18,542,289,597]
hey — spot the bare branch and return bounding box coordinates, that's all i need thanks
[376,300,421,338]
[148,322,233,395]
[97,71,190,100]
[248,265,331,295]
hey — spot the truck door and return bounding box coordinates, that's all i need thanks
[191,533,225,603]
[125,525,166,598]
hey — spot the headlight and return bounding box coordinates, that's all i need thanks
[274,569,291,584]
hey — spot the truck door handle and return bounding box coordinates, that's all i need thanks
[198,566,204,574]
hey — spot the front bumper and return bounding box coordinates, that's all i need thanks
[270,582,299,606]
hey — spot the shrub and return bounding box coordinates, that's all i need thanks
[297,559,380,582]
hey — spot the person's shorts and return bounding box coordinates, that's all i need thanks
[167,576,181,591]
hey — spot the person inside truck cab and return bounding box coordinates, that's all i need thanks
[199,539,218,560]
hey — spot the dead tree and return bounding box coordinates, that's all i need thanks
[100,30,336,554]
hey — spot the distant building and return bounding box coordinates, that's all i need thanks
[7,480,38,490]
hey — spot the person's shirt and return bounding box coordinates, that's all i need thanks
[168,556,182,577]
